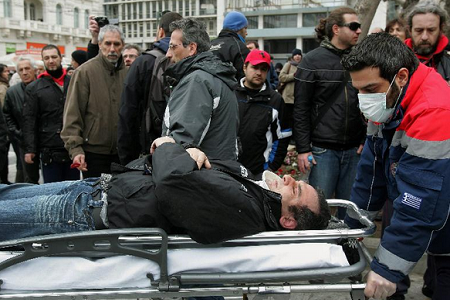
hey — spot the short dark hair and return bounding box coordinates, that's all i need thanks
[406,1,448,30]
[246,40,259,49]
[159,11,183,37]
[341,32,419,82]
[169,18,210,53]
[385,18,410,39]
[316,7,357,41]
[289,188,330,230]
[41,44,61,58]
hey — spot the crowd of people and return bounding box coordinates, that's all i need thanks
[1,2,450,300]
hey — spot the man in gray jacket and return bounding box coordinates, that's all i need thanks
[161,18,239,161]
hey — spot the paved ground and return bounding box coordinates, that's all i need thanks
[5,147,430,300]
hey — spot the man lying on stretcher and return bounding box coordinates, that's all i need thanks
[0,137,331,244]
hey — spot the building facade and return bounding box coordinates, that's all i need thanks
[0,0,103,60]
[102,0,356,63]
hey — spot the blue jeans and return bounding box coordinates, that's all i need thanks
[42,161,81,183]
[309,146,360,218]
[0,178,102,242]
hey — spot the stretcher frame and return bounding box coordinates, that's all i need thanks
[0,199,375,300]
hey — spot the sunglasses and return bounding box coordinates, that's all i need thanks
[343,22,361,31]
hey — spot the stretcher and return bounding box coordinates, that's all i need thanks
[0,199,375,300]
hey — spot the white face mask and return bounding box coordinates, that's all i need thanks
[358,75,402,123]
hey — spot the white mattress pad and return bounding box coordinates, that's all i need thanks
[0,243,349,291]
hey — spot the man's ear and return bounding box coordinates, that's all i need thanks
[332,23,340,36]
[189,43,198,56]
[397,67,409,88]
[157,27,165,40]
[280,216,297,230]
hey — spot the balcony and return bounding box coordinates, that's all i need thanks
[226,0,349,11]
[0,19,90,39]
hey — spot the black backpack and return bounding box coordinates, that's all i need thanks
[144,49,172,137]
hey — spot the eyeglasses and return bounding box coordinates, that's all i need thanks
[342,22,361,31]
[168,43,183,50]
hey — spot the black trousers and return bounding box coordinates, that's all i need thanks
[82,151,120,179]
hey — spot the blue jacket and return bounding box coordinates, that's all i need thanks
[345,63,450,283]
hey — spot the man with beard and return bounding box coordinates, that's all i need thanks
[62,25,127,178]
[405,2,449,85]
[22,45,79,183]
[342,33,450,300]
[402,4,449,298]
[236,49,291,177]
[3,56,40,183]
[161,18,239,161]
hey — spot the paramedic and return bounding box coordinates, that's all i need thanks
[0,138,331,245]
[342,33,450,300]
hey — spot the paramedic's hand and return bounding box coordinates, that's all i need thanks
[24,153,35,164]
[150,136,176,154]
[297,152,316,174]
[89,15,99,44]
[186,148,211,170]
[364,271,396,299]
[357,144,364,155]
[72,154,88,172]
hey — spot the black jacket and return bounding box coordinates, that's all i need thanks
[2,82,28,146]
[118,38,170,165]
[293,42,366,153]
[210,29,250,81]
[236,80,291,176]
[22,75,71,153]
[0,109,8,172]
[107,143,282,244]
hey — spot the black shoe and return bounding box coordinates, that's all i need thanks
[422,283,434,298]
[387,294,405,300]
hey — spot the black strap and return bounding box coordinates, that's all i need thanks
[311,71,350,130]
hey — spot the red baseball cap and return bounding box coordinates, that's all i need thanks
[245,49,271,67]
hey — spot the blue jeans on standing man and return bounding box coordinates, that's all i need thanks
[0,179,101,242]
[308,145,360,218]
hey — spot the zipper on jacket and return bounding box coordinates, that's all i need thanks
[343,83,349,145]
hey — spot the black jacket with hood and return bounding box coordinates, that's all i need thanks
[107,142,282,244]
[210,29,250,81]
[162,51,239,161]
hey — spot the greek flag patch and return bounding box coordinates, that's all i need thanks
[401,192,422,210]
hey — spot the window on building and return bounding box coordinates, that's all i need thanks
[247,16,258,29]
[30,3,36,20]
[172,1,176,12]
[127,3,132,20]
[24,3,28,19]
[263,14,297,28]
[263,39,296,54]
[146,22,151,37]
[128,23,132,38]
[302,12,327,27]
[302,38,320,53]
[152,2,157,18]
[74,7,79,28]
[138,2,143,19]
[134,23,138,37]
[146,2,151,18]
[56,4,63,25]
[85,10,89,29]
[133,2,137,19]
[4,0,12,17]
[139,22,143,37]
[122,24,127,36]
[200,0,216,15]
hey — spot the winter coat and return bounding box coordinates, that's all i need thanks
[162,51,239,161]
[345,64,450,283]
[107,142,282,244]
[293,40,366,153]
[236,79,291,176]
[62,54,127,158]
[210,29,250,81]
